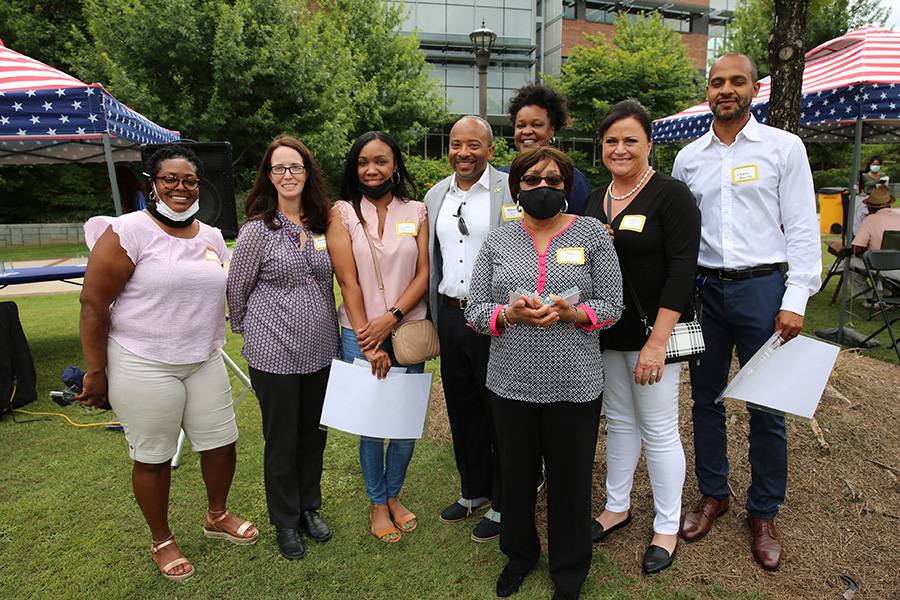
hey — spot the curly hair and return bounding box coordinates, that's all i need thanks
[244,137,331,234]
[509,146,574,201]
[507,83,570,132]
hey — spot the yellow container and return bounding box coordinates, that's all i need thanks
[818,189,846,234]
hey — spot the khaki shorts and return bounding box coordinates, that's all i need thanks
[106,338,238,464]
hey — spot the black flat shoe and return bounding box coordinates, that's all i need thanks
[440,499,489,523]
[551,589,581,600]
[276,527,306,560]
[590,511,632,543]
[496,565,528,597]
[300,510,332,543]
[642,543,676,574]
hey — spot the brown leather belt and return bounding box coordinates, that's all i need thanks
[700,264,781,282]
[443,295,468,309]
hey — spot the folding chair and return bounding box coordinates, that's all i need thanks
[859,249,900,361]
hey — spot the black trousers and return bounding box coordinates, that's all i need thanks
[249,365,330,529]
[490,392,601,594]
[438,300,501,510]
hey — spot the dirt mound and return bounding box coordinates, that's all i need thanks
[427,351,900,598]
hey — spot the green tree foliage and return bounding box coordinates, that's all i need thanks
[550,13,700,148]
[724,0,893,78]
[0,0,87,74]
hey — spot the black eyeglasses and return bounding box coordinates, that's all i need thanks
[156,175,201,191]
[453,203,469,236]
[520,174,565,187]
[269,165,306,175]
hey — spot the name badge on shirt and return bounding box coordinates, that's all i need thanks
[205,248,221,263]
[732,165,758,184]
[396,221,418,235]
[313,235,327,250]
[502,204,524,221]
[620,215,646,232]
[557,248,585,264]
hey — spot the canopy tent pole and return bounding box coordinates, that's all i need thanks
[836,116,864,346]
[102,133,124,216]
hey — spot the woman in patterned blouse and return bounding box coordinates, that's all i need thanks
[227,137,341,561]
[326,131,429,544]
[465,146,623,600]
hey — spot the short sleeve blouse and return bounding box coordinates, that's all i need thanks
[84,211,230,364]
[334,197,427,327]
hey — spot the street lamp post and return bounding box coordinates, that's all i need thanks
[470,21,497,120]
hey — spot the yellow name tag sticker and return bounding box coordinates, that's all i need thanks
[396,221,418,235]
[732,165,758,183]
[502,204,523,221]
[205,248,222,263]
[313,235,327,250]
[557,248,585,264]
[620,215,646,232]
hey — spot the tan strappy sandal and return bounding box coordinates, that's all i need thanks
[150,536,194,582]
[203,509,259,545]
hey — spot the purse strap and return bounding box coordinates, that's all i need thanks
[359,214,391,313]
[606,188,652,335]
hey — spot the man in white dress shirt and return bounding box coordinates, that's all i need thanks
[425,116,517,542]
[671,54,821,572]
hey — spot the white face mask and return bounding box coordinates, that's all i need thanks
[152,182,200,221]
[870,165,882,173]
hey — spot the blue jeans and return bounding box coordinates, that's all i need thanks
[689,270,788,520]
[340,326,424,504]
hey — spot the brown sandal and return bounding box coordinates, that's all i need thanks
[151,536,194,582]
[370,504,401,543]
[203,509,259,545]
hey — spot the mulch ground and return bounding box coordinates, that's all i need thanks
[426,351,900,599]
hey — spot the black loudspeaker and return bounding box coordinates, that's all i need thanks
[140,141,240,238]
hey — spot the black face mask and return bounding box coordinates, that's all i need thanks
[517,186,567,220]
[358,178,396,200]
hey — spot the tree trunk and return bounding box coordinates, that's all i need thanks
[767,0,809,134]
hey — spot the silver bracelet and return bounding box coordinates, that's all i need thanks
[501,306,516,329]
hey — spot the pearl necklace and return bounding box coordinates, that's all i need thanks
[609,166,653,201]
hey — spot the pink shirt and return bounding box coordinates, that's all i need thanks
[853,208,900,250]
[334,197,427,328]
[84,211,231,364]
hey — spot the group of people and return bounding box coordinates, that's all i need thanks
[76,52,823,599]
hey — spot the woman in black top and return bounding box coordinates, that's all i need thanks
[582,100,700,575]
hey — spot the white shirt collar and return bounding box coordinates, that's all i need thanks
[450,166,491,195]
[706,113,761,147]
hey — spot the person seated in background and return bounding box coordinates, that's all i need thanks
[850,187,900,297]
[115,164,147,213]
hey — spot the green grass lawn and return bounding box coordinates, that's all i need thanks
[3,238,893,599]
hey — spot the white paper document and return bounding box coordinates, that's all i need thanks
[716,333,840,419]
[320,359,433,439]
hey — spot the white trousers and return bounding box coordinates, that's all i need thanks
[602,349,685,535]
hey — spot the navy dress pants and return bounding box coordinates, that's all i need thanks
[689,270,788,520]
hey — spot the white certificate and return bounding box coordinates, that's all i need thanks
[320,359,433,438]
[717,333,839,419]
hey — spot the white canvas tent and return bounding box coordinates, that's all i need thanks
[0,40,180,214]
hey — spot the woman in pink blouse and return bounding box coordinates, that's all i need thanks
[78,145,257,583]
[326,131,429,543]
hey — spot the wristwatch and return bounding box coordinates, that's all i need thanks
[389,307,404,321]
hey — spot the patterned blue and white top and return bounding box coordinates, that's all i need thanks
[227,213,341,375]
[465,216,624,404]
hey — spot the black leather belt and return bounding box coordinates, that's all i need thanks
[443,295,468,309]
[700,264,781,282]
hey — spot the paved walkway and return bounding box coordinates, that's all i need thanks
[0,257,88,298]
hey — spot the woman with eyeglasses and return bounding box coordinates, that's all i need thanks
[78,144,257,583]
[325,131,429,543]
[582,100,700,574]
[227,137,340,560]
[465,146,623,600]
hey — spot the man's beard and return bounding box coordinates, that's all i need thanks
[712,95,752,121]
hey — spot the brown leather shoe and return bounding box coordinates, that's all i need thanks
[748,515,782,571]
[680,495,730,542]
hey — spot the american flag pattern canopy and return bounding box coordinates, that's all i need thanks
[0,41,180,165]
[653,25,900,144]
